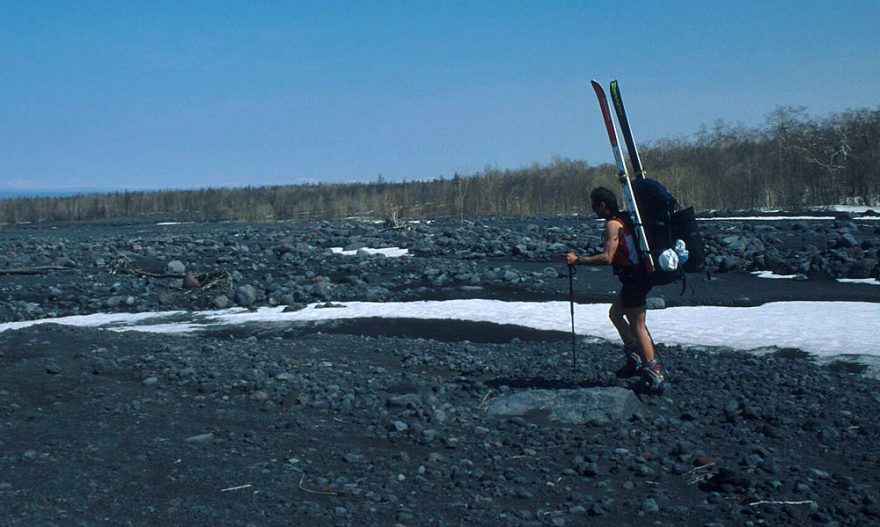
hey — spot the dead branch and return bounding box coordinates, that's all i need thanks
[108,256,179,278]
[109,256,231,291]
[684,462,716,486]
[290,467,337,496]
[475,390,496,410]
[684,462,716,475]
[0,266,71,275]
[749,500,815,507]
[220,484,253,493]
[197,272,227,289]
[184,271,232,293]
[687,473,713,486]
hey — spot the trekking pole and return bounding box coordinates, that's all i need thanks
[568,263,577,372]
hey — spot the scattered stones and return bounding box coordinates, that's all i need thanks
[0,215,878,526]
[0,215,877,323]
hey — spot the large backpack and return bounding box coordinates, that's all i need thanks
[631,178,705,287]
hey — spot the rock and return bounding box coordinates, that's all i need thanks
[646,297,666,310]
[837,233,859,248]
[362,272,383,285]
[387,394,421,408]
[157,292,175,305]
[542,267,560,279]
[183,270,201,288]
[212,295,230,309]
[850,258,878,279]
[235,285,258,306]
[484,387,644,425]
[733,296,751,306]
[344,453,366,464]
[249,390,269,402]
[701,467,753,494]
[719,256,741,272]
[106,296,126,308]
[309,281,335,299]
[166,260,186,275]
[809,468,831,479]
[390,420,409,433]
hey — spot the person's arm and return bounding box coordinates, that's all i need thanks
[565,219,621,266]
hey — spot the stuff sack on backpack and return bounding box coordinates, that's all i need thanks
[671,206,705,273]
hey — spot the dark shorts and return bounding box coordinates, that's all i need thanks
[616,266,653,309]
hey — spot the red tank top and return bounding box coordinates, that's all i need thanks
[609,213,640,270]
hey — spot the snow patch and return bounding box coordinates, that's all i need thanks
[837,278,880,286]
[2,300,879,359]
[700,216,835,221]
[329,247,410,257]
[751,271,800,280]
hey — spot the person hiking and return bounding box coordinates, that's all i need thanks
[565,186,667,395]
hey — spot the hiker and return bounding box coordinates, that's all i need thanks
[565,186,666,395]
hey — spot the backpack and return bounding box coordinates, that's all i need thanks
[631,178,705,287]
[672,206,706,274]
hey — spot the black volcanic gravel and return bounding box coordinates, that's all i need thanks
[0,215,878,322]
[1,323,879,526]
[1,214,879,525]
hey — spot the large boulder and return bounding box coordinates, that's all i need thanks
[485,387,645,426]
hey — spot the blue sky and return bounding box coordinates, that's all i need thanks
[1,1,877,193]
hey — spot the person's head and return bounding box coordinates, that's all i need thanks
[590,187,619,218]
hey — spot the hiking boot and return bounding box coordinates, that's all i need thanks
[614,343,641,378]
[615,352,642,378]
[630,359,667,396]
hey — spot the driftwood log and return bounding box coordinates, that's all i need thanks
[109,257,230,291]
[0,266,71,275]
[0,258,228,291]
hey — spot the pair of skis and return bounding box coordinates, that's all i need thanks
[591,80,655,273]
[570,80,655,372]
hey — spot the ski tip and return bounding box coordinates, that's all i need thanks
[611,79,619,89]
[590,79,601,88]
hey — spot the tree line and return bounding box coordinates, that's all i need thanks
[2,105,878,225]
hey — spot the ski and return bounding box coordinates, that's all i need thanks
[609,80,645,180]
[590,80,655,273]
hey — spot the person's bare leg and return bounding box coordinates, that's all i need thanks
[610,293,643,377]
[609,292,635,345]
[624,306,666,394]
[623,307,654,363]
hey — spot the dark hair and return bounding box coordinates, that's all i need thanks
[590,187,619,213]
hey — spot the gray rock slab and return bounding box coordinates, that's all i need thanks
[485,387,644,426]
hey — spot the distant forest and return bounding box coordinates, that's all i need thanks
[2,105,878,225]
